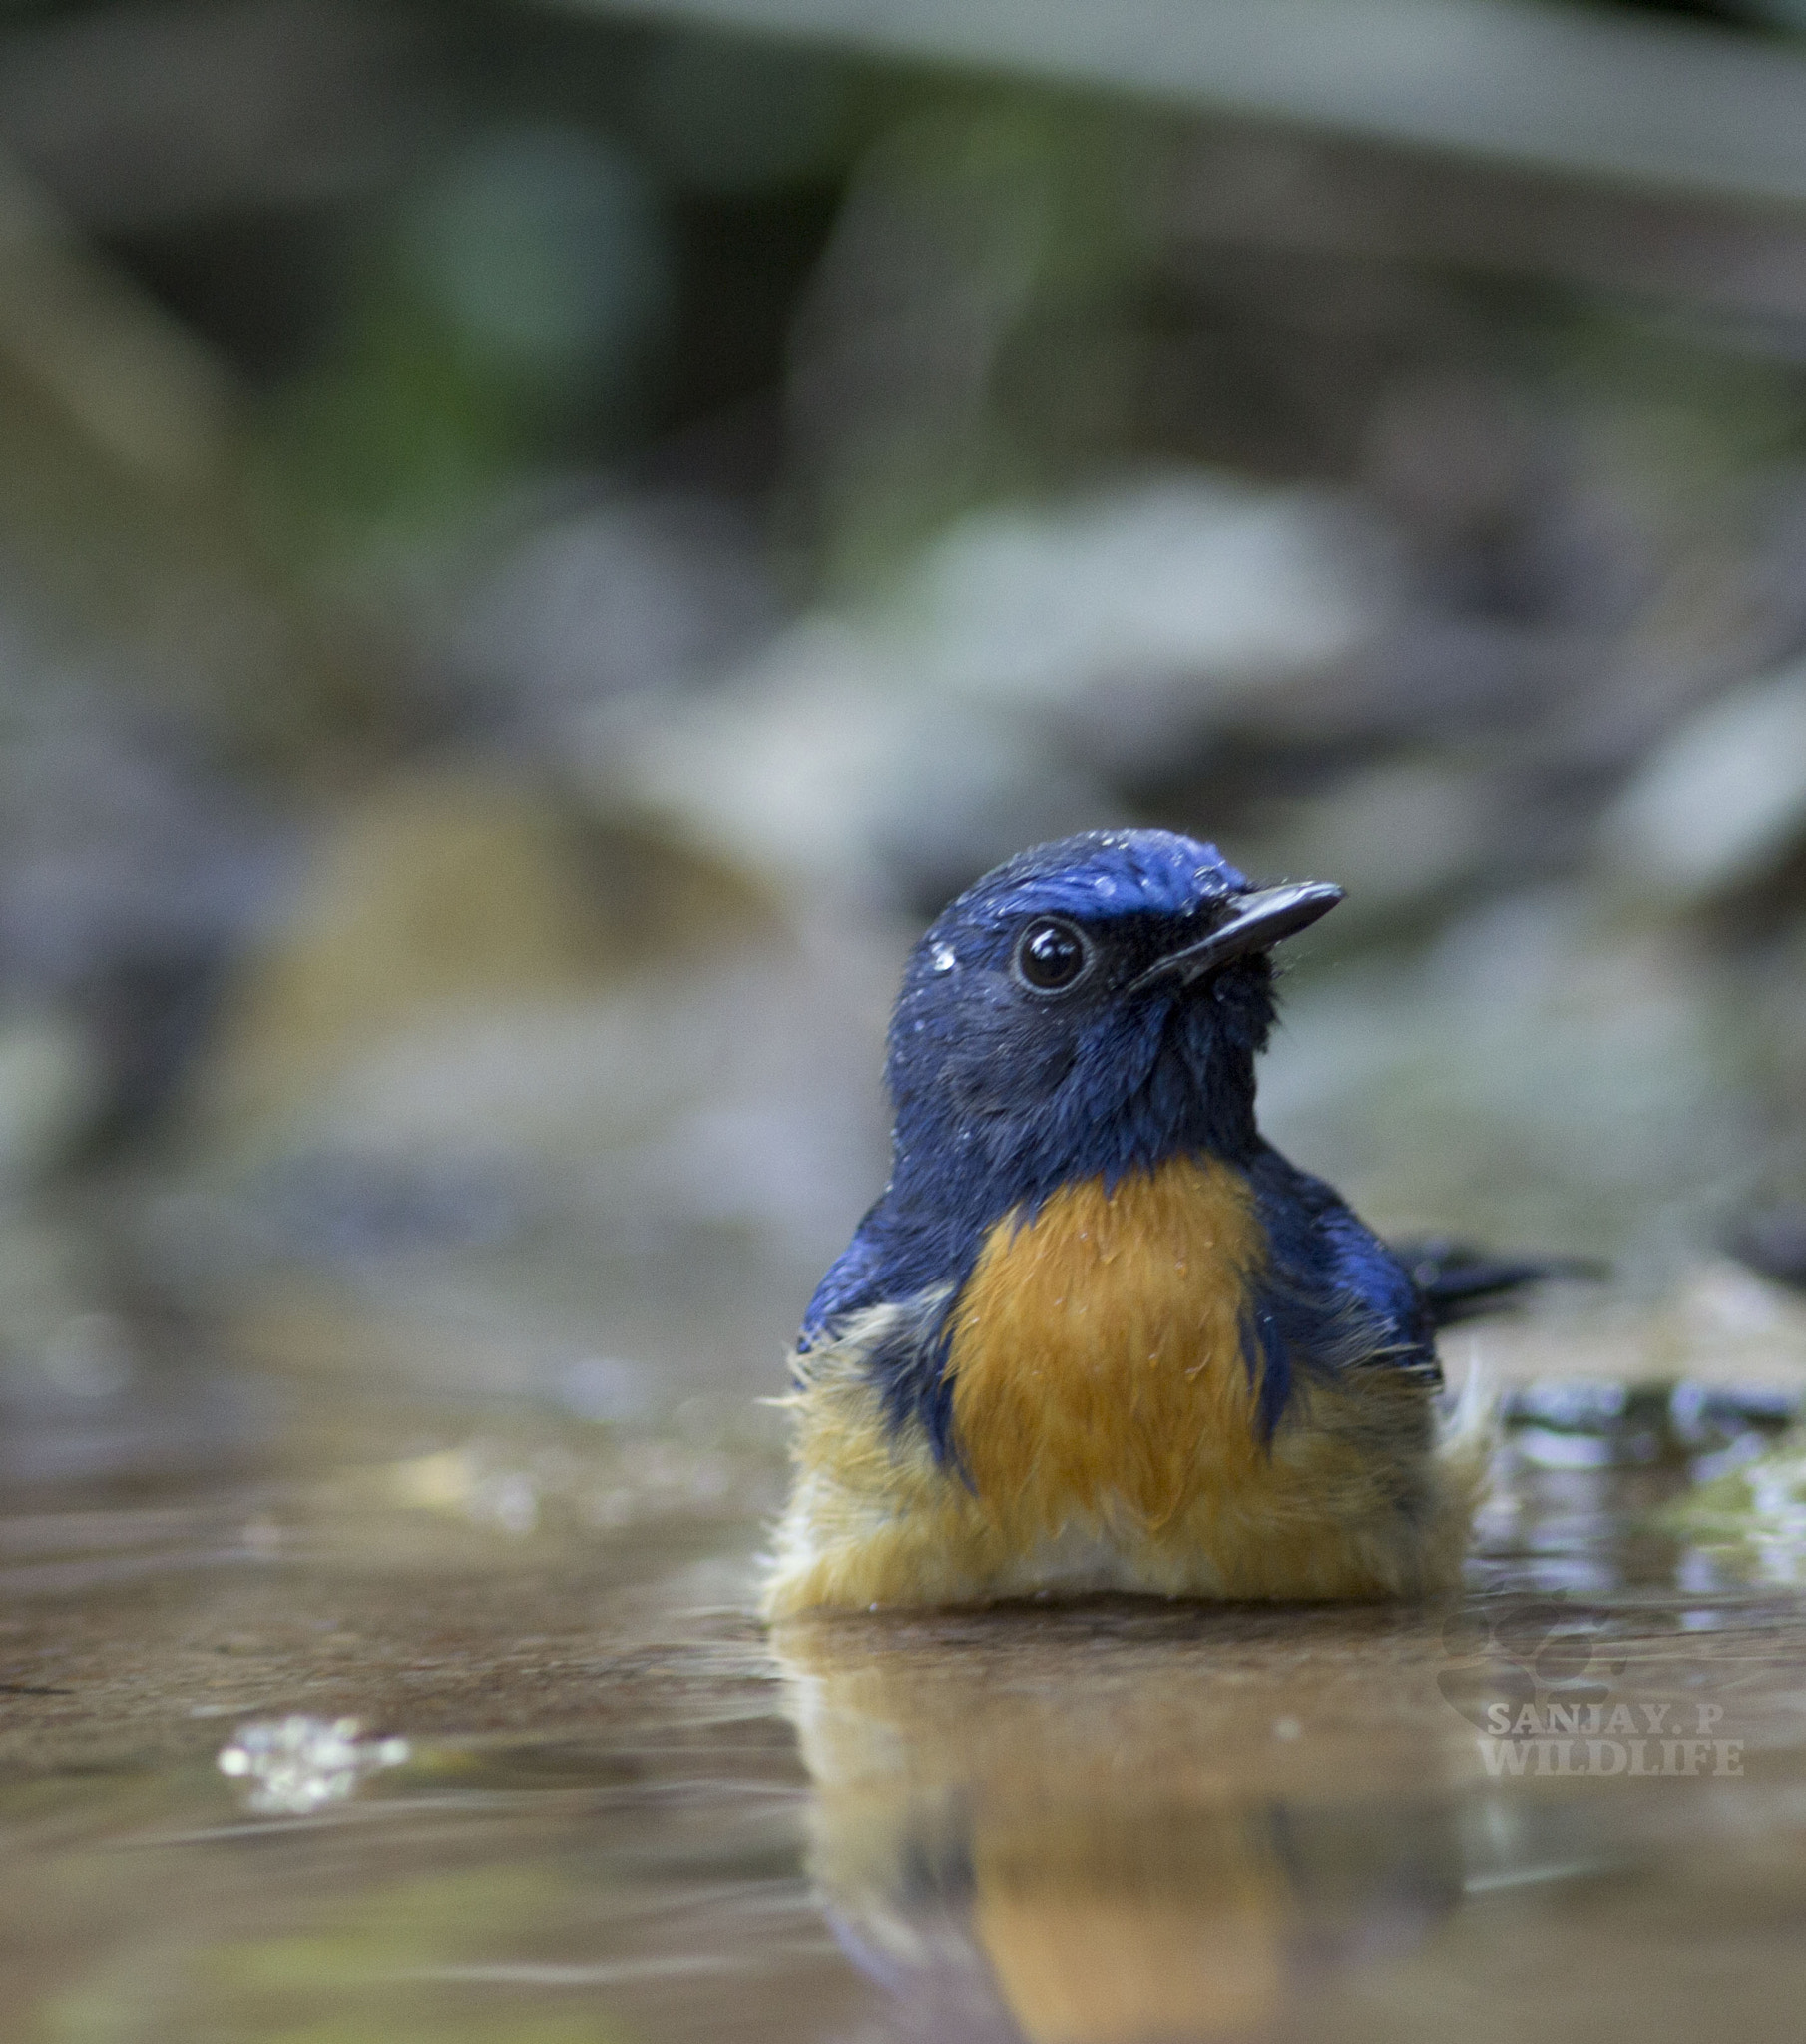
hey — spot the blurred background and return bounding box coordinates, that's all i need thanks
[9,0,1806,1468]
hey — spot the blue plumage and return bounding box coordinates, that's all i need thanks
[797,828,1434,1465]
[1241,1146,1439,1449]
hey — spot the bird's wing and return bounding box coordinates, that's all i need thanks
[1245,1146,1441,1410]
[796,1205,974,1463]
[798,1214,890,1352]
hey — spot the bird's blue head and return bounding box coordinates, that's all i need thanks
[884,829,1342,1231]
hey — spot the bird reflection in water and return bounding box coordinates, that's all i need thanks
[772,1602,1469,2044]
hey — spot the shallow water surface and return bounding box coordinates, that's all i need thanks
[3,1279,1806,2044]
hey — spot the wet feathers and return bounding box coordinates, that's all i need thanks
[762,830,1485,1617]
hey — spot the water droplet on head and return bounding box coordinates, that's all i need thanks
[931,943,957,973]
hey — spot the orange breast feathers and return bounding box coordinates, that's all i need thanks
[945,1156,1271,1531]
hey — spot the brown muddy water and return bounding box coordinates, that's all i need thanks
[4,1247,1806,2044]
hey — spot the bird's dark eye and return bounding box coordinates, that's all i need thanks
[1013,916,1092,994]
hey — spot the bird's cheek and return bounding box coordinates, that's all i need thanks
[950,1030,1076,1109]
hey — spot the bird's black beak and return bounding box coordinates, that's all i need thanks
[1129,880,1344,992]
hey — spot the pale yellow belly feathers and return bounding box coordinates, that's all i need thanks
[761,1158,1484,1618]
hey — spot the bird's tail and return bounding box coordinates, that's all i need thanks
[1399,1239,1607,1329]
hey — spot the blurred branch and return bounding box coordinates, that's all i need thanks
[0,155,384,775]
[544,0,1806,208]
[0,154,232,486]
